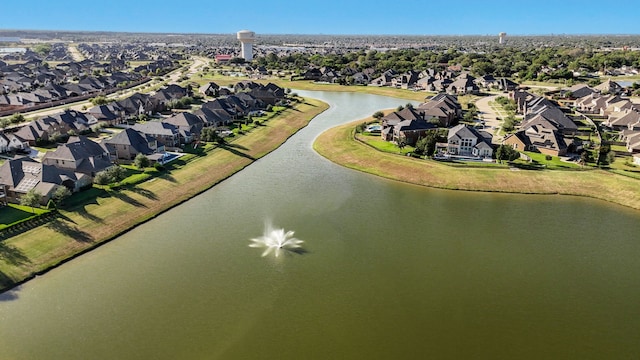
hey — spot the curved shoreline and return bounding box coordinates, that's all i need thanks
[313,118,640,211]
[0,99,329,294]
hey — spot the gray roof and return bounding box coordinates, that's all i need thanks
[103,128,153,155]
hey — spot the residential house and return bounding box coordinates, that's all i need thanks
[12,110,92,145]
[625,132,640,153]
[132,122,181,148]
[594,79,623,95]
[446,124,494,158]
[102,128,156,162]
[503,125,568,156]
[0,132,29,153]
[116,92,157,118]
[369,70,396,87]
[521,97,578,135]
[496,78,519,92]
[560,84,596,99]
[86,103,124,125]
[163,112,206,139]
[448,77,479,95]
[302,68,322,81]
[417,93,462,127]
[200,82,220,97]
[475,74,497,89]
[575,93,623,115]
[193,107,234,128]
[0,157,91,205]
[391,70,420,89]
[41,135,112,177]
[604,110,640,131]
[391,119,437,145]
[234,81,261,93]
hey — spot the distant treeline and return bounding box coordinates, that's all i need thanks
[254,47,640,82]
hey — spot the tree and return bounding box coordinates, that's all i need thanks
[580,150,593,166]
[372,111,384,120]
[94,166,127,185]
[9,113,25,124]
[52,186,72,207]
[606,150,616,165]
[495,144,520,163]
[414,132,439,157]
[463,109,477,122]
[0,118,11,129]
[20,189,41,213]
[90,96,109,106]
[134,154,150,169]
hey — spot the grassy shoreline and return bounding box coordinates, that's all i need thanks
[0,98,329,294]
[313,118,640,211]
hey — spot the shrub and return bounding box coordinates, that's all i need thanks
[94,166,127,185]
[134,154,150,169]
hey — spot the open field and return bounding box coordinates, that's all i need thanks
[314,118,640,211]
[0,98,328,292]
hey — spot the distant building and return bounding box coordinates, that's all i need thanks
[499,32,507,45]
[237,30,255,62]
[215,54,232,63]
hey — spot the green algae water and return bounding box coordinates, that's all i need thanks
[1,91,639,359]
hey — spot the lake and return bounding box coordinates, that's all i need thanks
[1,90,639,359]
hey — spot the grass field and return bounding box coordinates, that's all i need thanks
[0,98,329,292]
[314,119,640,211]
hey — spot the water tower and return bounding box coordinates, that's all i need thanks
[237,30,256,62]
[499,32,507,45]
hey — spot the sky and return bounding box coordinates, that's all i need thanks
[2,0,640,36]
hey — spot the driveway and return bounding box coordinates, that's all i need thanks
[475,94,506,144]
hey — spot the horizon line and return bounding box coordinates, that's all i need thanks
[1,28,640,37]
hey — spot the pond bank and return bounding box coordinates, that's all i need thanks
[313,118,640,211]
[0,98,329,293]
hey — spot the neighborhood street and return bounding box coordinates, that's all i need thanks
[474,94,504,143]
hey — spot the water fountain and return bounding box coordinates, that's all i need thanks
[249,223,305,257]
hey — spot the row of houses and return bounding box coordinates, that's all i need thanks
[377,94,494,158]
[0,81,288,205]
[557,82,640,154]
[0,58,177,112]
[301,66,518,94]
[504,89,579,157]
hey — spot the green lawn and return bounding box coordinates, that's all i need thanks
[357,134,415,155]
[0,204,50,229]
[521,151,582,169]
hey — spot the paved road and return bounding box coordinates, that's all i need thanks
[474,94,505,144]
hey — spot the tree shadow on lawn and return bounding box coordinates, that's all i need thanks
[109,190,147,208]
[63,194,104,224]
[129,187,158,201]
[219,144,256,161]
[74,206,104,224]
[159,173,177,183]
[46,219,93,243]
[0,241,30,266]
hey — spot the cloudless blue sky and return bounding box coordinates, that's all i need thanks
[2,0,640,35]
